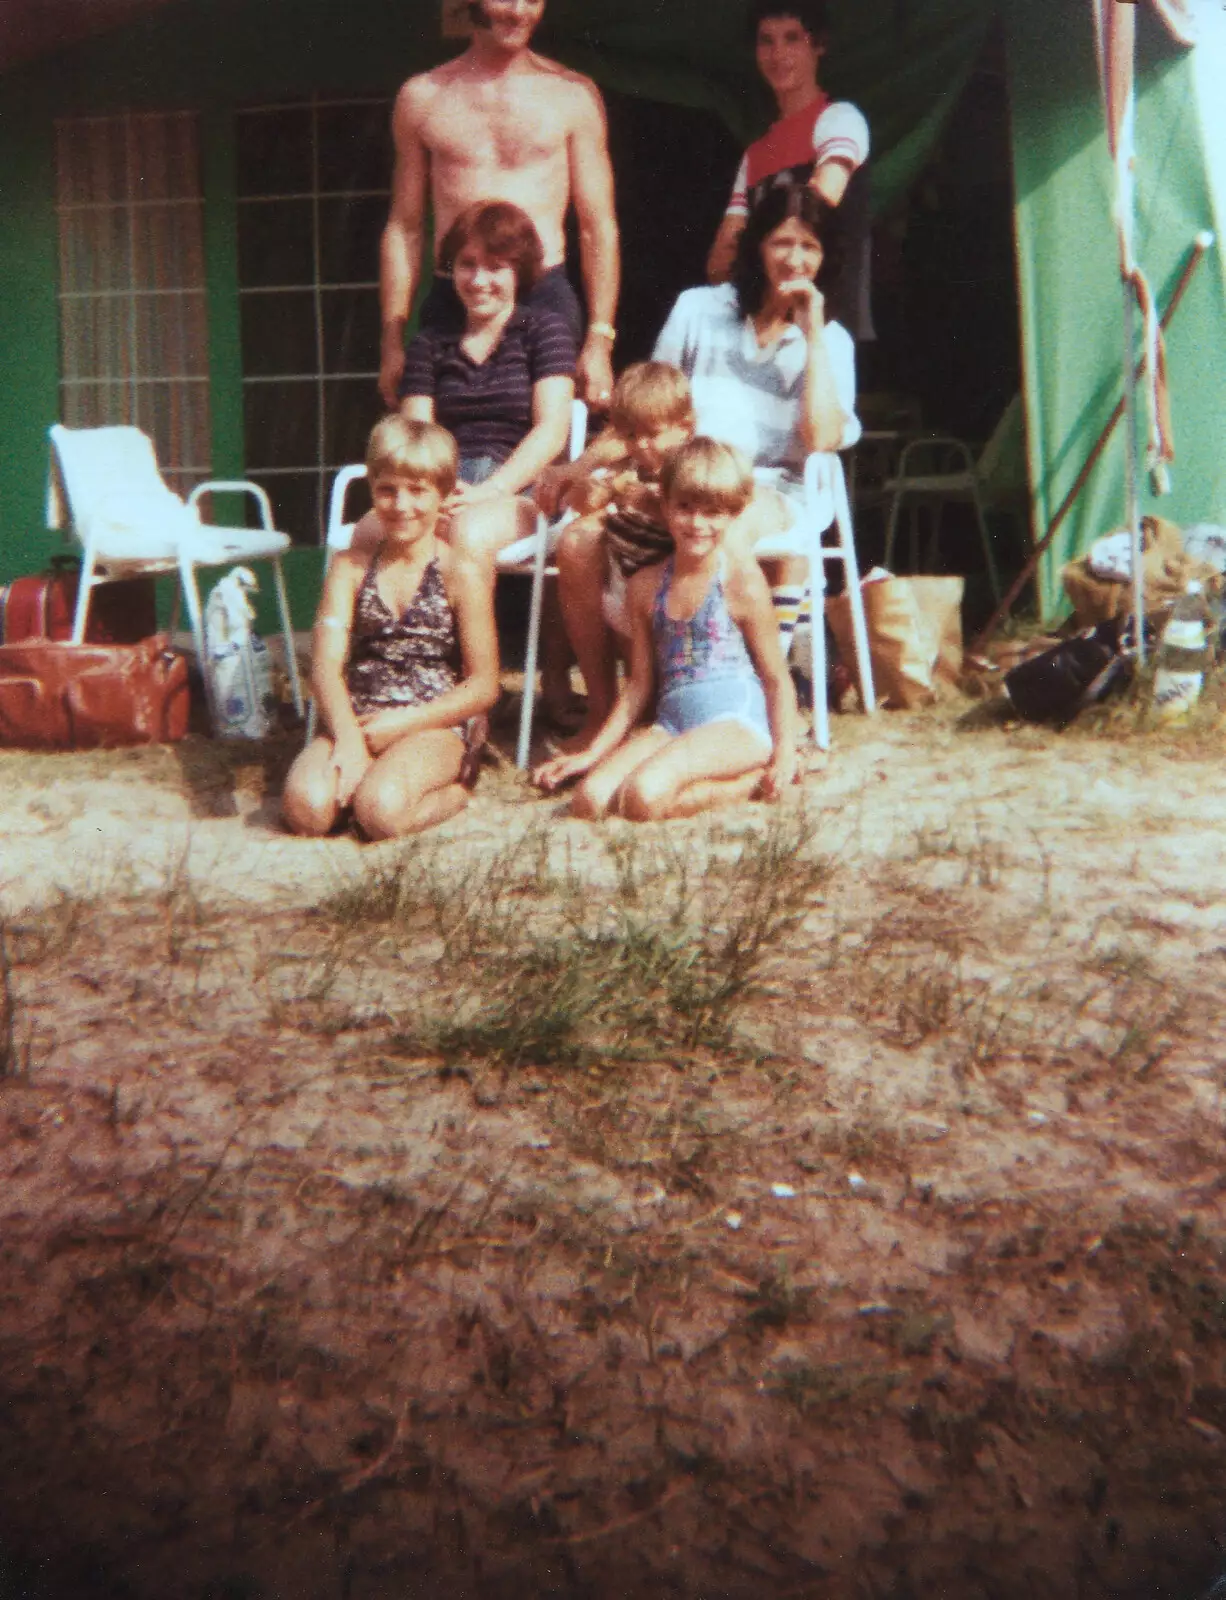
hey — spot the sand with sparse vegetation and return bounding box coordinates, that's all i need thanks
[2,687,1226,1598]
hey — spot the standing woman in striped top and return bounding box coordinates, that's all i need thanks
[397,200,577,573]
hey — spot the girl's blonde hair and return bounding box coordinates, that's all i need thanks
[609,362,695,437]
[366,416,458,495]
[660,436,754,517]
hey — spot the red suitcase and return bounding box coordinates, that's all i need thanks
[0,634,190,749]
[0,557,157,646]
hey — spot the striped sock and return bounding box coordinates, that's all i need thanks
[771,584,806,657]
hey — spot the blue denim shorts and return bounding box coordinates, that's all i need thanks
[654,675,771,750]
[458,454,501,487]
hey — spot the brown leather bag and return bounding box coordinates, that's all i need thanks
[0,634,190,749]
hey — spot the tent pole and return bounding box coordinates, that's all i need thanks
[1121,280,1145,662]
[969,230,1214,658]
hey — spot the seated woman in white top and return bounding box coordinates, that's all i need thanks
[653,183,860,650]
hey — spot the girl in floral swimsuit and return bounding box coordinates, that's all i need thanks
[535,437,797,822]
[282,417,499,840]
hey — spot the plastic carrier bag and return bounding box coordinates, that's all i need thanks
[204,566,277,738]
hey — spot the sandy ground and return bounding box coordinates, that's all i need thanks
[1,694,1226,1598]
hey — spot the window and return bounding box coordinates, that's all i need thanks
[236,98,391,544]
[55,111,211,497]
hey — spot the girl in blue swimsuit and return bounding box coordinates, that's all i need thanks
[536,437,798,821]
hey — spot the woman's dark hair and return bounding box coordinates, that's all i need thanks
[745,0,829,46]
[730,183,842,319]
[437,200,544,298]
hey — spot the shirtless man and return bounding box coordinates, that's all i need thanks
[378,0,620,411]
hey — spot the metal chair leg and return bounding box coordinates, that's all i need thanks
[180,557,214,730]
[516,513,550,770]
[270,556,304,716]
[71,551,96,644]
[830,459,876,715]
[804,495,829,751]
[809,581,830,752]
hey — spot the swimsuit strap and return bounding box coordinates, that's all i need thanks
[654,551,754,690]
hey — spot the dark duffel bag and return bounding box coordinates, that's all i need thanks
[0,556,157,645]
[1003,620,1131,723]
[0,635,190,750]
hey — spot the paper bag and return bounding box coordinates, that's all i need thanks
[826,573,964,710]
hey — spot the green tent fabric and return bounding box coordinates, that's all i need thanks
[1005,0,1226,617]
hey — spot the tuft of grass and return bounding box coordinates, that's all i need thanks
[0,923,49,1078]
[894,950,964,1042]
[157,834,211,965]
[742,1269,813,1335]
[771,1360,904,1415]
[2,892,86,968]
[365,810,833,1069]
[1072,657,1226,752]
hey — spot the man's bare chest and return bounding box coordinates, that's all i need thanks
[423,86,571,172]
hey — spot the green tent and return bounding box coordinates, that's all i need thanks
[1006,0,1226,616]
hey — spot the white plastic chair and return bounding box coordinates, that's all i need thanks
[752,452,876,751]
[495,400,588,768]
[302,463,369,743]
[47,423,304,722]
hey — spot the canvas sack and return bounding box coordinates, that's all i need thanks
[204,567,277,738]
[826,572,965,709]
[1062,515,1217,626]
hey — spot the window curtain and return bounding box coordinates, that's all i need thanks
[55,111,211,494]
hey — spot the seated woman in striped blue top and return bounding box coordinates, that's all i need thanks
[398,200,577,575]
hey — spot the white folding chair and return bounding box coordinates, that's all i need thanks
[47,423,304,723]
[302,463,369,743]
[494,400,588,769]
[752,452,876,751]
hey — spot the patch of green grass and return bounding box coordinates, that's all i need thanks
[358,810,834,1069]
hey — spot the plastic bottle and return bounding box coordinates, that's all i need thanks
[1152,580,1214,721]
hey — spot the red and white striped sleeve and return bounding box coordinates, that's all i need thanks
[812,101,870,172]
[725,155,750,219]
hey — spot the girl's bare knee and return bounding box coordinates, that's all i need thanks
[352,778,408,841]
[556,518,602,573]
[281,767,339,835]
[282,788,335,837]
[617,775,671,823]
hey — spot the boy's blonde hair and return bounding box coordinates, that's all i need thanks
[660,436,754,517]
[366,415,458,496]
[609,362,695,437]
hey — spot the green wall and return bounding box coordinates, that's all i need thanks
[0,103,60,571]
